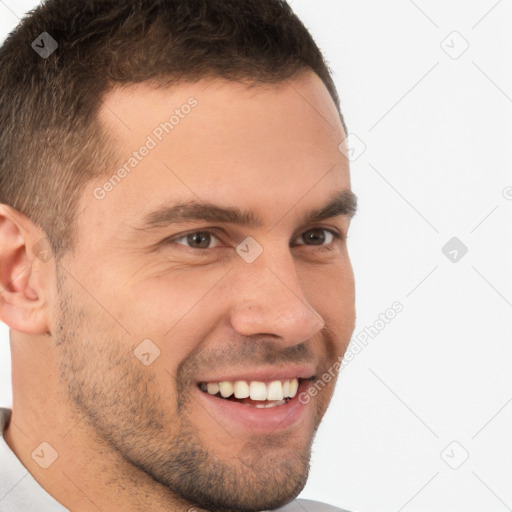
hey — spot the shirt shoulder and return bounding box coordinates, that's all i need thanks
[275,498,352,512]
[0,407,70,512]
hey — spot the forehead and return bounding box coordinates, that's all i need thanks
[78,73,350,243]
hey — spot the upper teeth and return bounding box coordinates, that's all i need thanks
[204,379,299,401]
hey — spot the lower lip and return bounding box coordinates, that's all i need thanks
[194,381,311,434]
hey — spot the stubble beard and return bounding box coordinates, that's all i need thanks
[53,268,321,511]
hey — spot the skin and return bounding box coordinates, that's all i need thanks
[0,70,355,512]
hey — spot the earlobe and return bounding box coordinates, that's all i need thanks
[0,205,53,335]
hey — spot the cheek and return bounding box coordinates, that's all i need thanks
[301,261,355,359]
[116,265,230,339]
[302,259,355,318]
[128,271,233,380]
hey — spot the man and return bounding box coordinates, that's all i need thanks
[0,0,357,511]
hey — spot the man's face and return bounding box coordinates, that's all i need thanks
[54,72,355,511]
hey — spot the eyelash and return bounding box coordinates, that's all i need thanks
[166,227,344,251]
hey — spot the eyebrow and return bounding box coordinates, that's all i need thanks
[136,189,358,231]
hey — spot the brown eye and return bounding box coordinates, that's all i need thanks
[174,231,221,249]
[295,228,337,246]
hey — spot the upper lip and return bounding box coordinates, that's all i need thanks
[196,365,316,384]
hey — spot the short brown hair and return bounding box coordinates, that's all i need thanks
[0,0,347,257]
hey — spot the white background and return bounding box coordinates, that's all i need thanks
[1,1,511,511]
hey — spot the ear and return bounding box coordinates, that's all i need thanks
[0,204,55,335]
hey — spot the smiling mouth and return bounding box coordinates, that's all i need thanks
[198,377,313,408]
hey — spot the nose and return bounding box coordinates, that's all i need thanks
[228,245,325,346]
